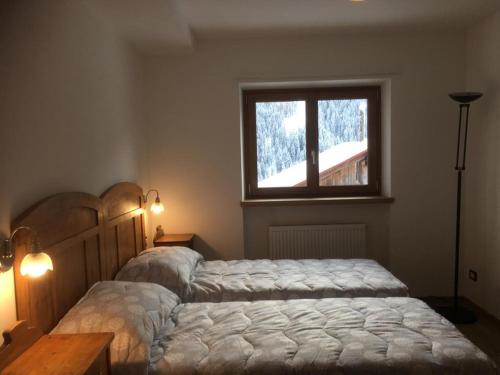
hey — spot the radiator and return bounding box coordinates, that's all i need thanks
[268,224,366,259]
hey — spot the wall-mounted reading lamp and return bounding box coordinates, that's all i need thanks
[143,189,165,214]
[0,226,53,278]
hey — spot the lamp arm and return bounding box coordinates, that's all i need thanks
[461,105,471,170]
[455,103,472,172]
[1,226,36,272]
[9,226,36,242]
[455,105,464,170]
[143,189,160,203]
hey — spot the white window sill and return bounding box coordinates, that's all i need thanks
[240,196,394,207]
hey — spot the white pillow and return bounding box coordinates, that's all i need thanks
[52,281,180,375]
[115,246,204,300]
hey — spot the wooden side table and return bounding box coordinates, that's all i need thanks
[0,321,114,375]
[154,233,194,248]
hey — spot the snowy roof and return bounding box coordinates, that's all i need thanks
[258,139,368,188]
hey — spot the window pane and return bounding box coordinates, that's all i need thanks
[318,99,368,186]
[256,101,307,187]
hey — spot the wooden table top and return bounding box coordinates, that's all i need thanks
[2,333,114,375]
[155,233,194,242]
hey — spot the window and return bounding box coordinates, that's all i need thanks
[242,86,381,199]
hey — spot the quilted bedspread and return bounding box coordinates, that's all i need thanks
[189,259,409,302]
[150,297,497,375]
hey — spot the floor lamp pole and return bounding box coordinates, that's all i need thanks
[453,102,468,312]
[454,168,462,311]
[436,92,482,325]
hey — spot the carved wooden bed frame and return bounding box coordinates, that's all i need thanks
[11,182,147,333]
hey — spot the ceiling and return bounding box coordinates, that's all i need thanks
[85,0,500,50]
[180,0,500,37]
[85,0,191,50]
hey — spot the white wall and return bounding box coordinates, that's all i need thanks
[142,32,464,296]
[0,0,146,341]
[463,12,500,319]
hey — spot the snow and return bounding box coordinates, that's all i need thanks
[258,139,368,188]
[283,101,305,135]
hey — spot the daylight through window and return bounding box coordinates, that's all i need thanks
[243,86,381,199]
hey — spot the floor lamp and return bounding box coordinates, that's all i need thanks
[436,92,483,325]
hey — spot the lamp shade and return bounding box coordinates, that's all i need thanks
[20,252,53,278]
[150,198,165,214]
[449,92,483,104]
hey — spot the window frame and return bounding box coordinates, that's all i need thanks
[242,85,381,199]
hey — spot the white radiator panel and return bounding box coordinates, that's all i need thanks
[269,224,366,259]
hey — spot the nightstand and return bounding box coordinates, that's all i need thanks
[1,331,114,375]
[154,233,194,248]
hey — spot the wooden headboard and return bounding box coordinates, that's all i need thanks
[12,182,147,333]
[101,182,146,280]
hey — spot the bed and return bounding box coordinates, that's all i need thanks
[115,246,409,302]
[6,182,497,375]
[52,280,497,375]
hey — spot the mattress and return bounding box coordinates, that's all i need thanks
[151,297,497,375]
[115,247,409,302]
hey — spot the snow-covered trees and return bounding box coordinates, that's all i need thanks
[256,99,367,182]
[318,99,367,152]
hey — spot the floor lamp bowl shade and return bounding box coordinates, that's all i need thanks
[449,92,483,104]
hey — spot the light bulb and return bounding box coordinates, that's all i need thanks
[150,197,165,214]
[20,252,53,278]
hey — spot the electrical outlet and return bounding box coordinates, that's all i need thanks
[469,269,478,282]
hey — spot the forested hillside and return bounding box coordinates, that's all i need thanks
[256,99,367,182]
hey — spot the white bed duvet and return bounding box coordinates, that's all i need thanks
[115,247,409,302]
[53,281,497,375]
